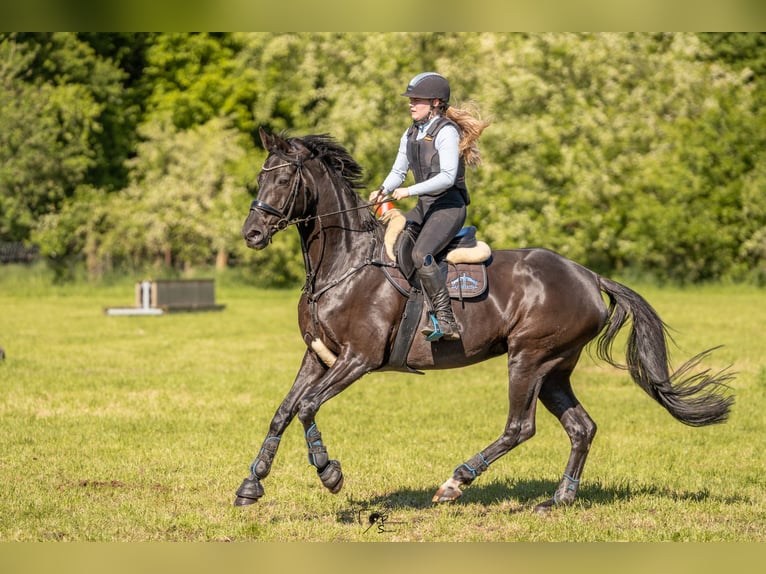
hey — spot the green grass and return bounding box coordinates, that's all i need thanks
[1,266,765,541]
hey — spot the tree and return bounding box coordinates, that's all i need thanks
[469,33,766,282]
[0,33,131,243]
[15,33,766,284]
[0,34,100,242]
[76,32,158,190]
[33,115,260,280]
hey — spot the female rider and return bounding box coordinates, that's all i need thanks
[370,72,488,341]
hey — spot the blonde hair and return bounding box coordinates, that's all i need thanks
[444,101,490,168]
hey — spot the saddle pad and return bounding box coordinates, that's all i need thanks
[380,246,488,300]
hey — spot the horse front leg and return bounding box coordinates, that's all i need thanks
[234,350,326,506]
[295,352,373,495]
[302,421,344,494]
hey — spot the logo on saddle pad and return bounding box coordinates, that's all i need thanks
[445,267,487,299]
[380,213,491,300]
[449,272,480,293]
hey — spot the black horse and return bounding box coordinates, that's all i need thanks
[236,129,734,511]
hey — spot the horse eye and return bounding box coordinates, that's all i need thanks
[277,176,290,186]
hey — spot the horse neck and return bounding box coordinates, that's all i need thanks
[299,170,378,282]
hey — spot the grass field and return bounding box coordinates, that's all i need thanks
[1,266,765,542]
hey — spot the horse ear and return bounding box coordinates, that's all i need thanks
[258,127,274,151]
[259,127,293,155]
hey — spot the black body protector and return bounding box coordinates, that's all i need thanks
[405,116,469,208]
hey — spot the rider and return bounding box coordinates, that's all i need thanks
[370,72,488,341]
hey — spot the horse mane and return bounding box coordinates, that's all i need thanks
[296,134,365,191]
[281,132,377,231]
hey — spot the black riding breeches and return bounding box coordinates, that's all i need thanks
[405,198,466,269]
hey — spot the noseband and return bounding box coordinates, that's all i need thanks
[249,157,306,234]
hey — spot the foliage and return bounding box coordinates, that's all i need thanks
[1,34,101,241]
[469,33,766,282]
[33,116,259,279]
[6,33,766,284]
[141,33,246,133]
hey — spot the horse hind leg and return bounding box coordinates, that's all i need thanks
[433,353,542,503]
[432,412,538,503]
[533,371,597,513]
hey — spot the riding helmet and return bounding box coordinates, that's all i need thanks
[401,72,450,102]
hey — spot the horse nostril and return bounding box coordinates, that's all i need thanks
[244,227,264,245]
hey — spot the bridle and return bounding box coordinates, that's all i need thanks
[248,152,390,235]
[248,157,306,234]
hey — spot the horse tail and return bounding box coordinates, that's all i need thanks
[596,277,734,427]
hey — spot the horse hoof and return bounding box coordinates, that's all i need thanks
[234,476,264,506]
[318,460,344,494]
[533,498,555,514]
[432,478,463,503]
[234,496,257,507]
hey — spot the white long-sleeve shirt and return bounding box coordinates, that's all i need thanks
[381,116,460,197]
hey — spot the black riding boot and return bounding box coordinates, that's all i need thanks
[417,258,460,341]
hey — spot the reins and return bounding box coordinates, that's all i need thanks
[249,156,390,230]
[249,196,390,229]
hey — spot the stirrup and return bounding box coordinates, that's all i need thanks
[421,313,444,341]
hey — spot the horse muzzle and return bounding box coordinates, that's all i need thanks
[242,220,272,250]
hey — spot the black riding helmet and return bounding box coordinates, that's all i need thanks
[401,72,450,103]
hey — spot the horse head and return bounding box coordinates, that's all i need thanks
[242,129,370,251]
[242,129,316,250]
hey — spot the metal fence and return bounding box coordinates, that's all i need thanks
[0,243,39,264]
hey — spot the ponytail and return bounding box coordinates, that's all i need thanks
[444,102,490,168]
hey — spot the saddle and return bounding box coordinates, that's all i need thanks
[378,209,492,373]
[379,209,491,300]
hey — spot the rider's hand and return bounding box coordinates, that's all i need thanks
[369,187,385,204]
[391,188,410,201]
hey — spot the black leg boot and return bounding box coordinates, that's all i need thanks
[417,258,460,341]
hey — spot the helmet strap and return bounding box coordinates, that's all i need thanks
[413,110,432,128]
[413,102,440,128]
